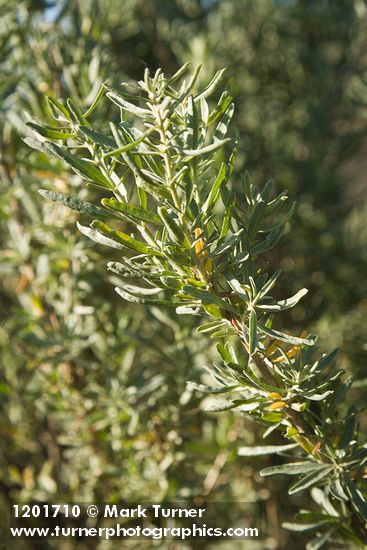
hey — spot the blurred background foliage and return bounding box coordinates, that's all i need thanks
[1,0,366,548]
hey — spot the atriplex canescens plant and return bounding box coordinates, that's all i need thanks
[25,65,367,548]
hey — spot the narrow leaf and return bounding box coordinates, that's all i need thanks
[107,90,151,117]
[102,198,161,225]
[204,399,238,412]
[79,126,115,148]
[91,221,158,255]
[83,83,107,118]
[257,288,308,312]
[261,462,327,477]
[158,207,186,244]
[39,189,110,218]
[197,320,227,333]
[258,324,316,346]
[103,127,155,158]
[46,96,71,121]
[181,138,230,157]
[187,382,238,394]
[202,163,227,214]
[26,122,75,140]
[238,443,297,456]
[288,467,333,495]
[115,287,178,307]
[44,142,112,188]
[77,222,124,250]
[282,522,329,533]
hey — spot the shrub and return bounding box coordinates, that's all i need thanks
[27,65,367,548]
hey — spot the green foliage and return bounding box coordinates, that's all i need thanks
[1,7,255,546]
[2,2,367,548]
[28,64,367,548]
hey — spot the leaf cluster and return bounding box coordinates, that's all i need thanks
[27,64,367,548]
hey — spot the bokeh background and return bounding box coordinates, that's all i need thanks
[1,1,367,548]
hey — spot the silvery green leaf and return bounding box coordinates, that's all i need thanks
[204,398,239,412]
[186,96,198,148]
[238,443,297,456]
[238,401,262,412]
[79,126,115,148]
[194,68,227,101]
[39,190,110,218]
[181,138,231,158]
[26,122,75,140]
[102,198,161,225]
[46,96,71,121]
[83,83,107,118]
[77,222,125,250]
[257,288,308,312]
[258,323,317,346]
[300,390,333,401]
[122,285,163,296]
[210,328,237,338]
[343,445,367,467]
[45,142,112,188]
[214,227,243,256]
[197,320,227,333]
[103,127,155,158]
[187,382,239,394]
[263,201,296,232]
[175,305,201,315]
[282,522,329,533]
[23,136,54,155]
[115,287,179,307]
[261,462,327,477]
[158,207,186,244]
[202,163,227,214]
[216,342,237,363]
[288,467,333,495]
[91,220,158,255]
[66,98,89,126]
[107,90,151,117]
[136,176,171,201]
[200,96,209,141]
